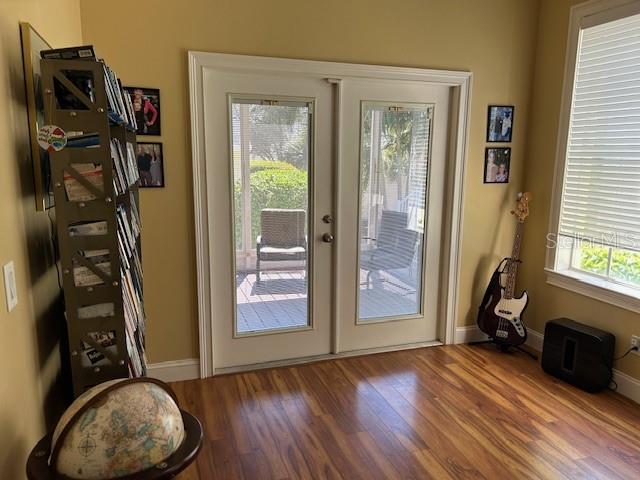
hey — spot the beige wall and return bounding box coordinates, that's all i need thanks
[80,0,541,363]
[520,0,640,380]
[0,1,82,478]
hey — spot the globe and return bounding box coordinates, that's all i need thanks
[50,378,186,479]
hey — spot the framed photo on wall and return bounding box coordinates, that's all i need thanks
[137,142,165,187]
[486,105,514,142]
[484,147,511,184]
[124,86,161,135]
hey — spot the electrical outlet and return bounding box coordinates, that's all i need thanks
[3,261,18,312]
[631,335,640,355]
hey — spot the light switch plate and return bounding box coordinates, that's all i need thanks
[3,261,18,312]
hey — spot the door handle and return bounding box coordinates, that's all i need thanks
[322,233,334,243]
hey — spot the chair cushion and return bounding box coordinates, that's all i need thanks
[258,245,307,261]
[260,246,306,255]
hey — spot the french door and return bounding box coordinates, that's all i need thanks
[199,58,452,370]
[204,71,334,368]
[335,79,450,352]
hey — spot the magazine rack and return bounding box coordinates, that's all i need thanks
[41,58,146,397]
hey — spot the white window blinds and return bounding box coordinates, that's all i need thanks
[559,12,640,250]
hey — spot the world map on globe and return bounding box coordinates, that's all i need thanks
[51,379,185,479]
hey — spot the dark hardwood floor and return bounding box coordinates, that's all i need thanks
[171,344,640,479]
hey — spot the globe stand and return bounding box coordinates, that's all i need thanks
[26,410,203,480]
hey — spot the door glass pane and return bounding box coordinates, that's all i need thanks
[358,102,432,321]
[231,98,311,334]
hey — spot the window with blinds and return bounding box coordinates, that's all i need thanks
[556,11,640,288]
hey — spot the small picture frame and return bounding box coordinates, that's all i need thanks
[124,87,161,136]
[486,105,514,143]
[136,142,165,187]
[484,147,511,184]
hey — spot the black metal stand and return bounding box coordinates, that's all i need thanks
[469,339,538,360]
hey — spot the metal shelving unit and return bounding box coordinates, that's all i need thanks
[41,58,146,397]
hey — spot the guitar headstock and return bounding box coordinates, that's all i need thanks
[511,192,532,223]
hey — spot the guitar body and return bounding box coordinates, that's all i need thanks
[477,269,528,346]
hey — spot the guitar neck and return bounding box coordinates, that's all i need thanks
[505,222,524,299]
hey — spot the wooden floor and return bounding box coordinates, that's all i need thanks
[171,345,640,479]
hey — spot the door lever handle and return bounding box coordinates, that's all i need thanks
[322,233,334,243]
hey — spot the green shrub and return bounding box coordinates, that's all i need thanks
[249,159,296,173]
[234,162,308,249]
[610,249,640,285]
[577,245,609,275]
[578,244,640,286]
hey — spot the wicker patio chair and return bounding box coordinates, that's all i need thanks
[256,209,307,282]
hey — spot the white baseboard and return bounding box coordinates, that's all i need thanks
[613,369,640,405]
[147,358,200,383]
[525,328,545,352]
[456,325,640,405]
[455,325,490,344]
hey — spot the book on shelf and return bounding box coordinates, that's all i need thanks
[116,198,146,376]
[101,62,137,130]
[61,137,139,202]
[72,249,110,287]
[41,45,96,60]
[111,139,140,196]
[111,139,127,196]
[129,191,141,235]
[77,302,115,320]
[63,163,103,201]
[68,220,108,237]
[125,141,141,186]
[80,330,117,367]
[67,132,100,148]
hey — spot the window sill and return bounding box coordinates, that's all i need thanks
[544,268,640,314]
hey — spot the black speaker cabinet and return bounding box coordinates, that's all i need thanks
[541,318,615,393]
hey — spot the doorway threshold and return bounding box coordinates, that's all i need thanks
[214,340,443,375]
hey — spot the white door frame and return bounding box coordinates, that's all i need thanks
[189,52,472,378]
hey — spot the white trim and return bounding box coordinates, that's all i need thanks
[214,340,443,375]
[545,268,640,314]
[455,325,490,344]
[147,358,200,383]
[188,52,472,86]
[546,0,640,270]
[329,78,343,354]
[189,53,214,378]
[613,368,640,405]
[526,329,640,405]
[444,82,472,345]
[189,52,471,375]
[525,328,545,352]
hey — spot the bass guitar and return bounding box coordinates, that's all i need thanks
[477,192,532,348]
